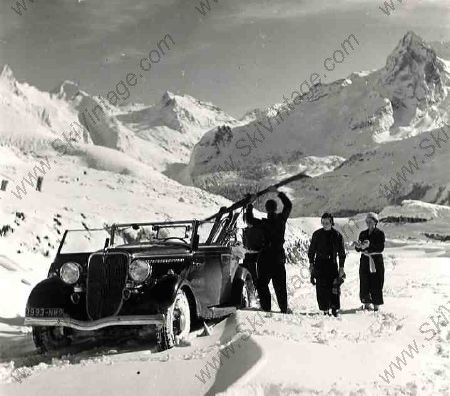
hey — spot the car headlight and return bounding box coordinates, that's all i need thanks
[60,262,81,285]
[129,259,151,282]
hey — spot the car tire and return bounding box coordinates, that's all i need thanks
[157,288,191,351]
[236,275,256,309]
[32,326,72,353]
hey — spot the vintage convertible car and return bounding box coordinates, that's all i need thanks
[24,210,256,352]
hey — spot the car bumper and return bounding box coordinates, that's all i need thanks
[24,314,165,331]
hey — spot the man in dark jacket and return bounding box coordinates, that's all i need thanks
[308,213,346,317]
[242,213,266,287]
[246,187,292,313]
[355,212,385,311]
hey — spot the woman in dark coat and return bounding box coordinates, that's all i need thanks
[355,212,385,311]
[308,213,346,317]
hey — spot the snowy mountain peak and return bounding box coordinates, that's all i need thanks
[384,31,444,76]
[0,65,20,94]
[400,31,426,51]
[160,90,199,108]
[0,64,16,83]
[380,31,449,126]
[143,90,239,135]
[161,90,177,104]
[158,90,226,117]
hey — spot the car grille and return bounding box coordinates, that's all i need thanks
[86,253,128,320]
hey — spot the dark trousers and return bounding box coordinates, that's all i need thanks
[314,259,340,311]
[257,249,288,313]
[359,260,385,305]
[242,253,259,287]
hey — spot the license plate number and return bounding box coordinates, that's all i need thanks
[26,307,64,317]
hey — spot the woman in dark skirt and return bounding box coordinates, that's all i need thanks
[308,213,346,317]
[355,212,385,311]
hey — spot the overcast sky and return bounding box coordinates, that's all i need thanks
[0,0,449,116]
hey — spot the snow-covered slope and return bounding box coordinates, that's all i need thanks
[0,66,88,153]
[188,32,450,183]
[286,124,450,216]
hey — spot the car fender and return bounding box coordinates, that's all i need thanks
[234,265,251,284]
[150,275,200,317]
[26,277,73,311]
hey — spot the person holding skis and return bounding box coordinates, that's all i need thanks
[245,187,292,314]
[308,213,346,317]
[355,212,385,311]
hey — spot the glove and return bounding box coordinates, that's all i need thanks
[309,264,316,285]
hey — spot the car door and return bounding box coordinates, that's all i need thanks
[187,249,224,308]
[218,248,240,303]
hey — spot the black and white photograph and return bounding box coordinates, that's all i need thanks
[0,0,450,394]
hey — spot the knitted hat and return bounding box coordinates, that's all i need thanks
[366,212,379,222]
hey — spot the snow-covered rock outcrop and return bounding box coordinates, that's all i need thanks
[380,200,450,222]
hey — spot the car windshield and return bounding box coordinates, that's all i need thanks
[112,222,194,246]
[59,229,111,254]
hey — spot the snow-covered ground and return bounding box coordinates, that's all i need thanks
[0,148,449,396]
[1,216,449,395]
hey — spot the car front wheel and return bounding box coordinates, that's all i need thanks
[157,288,191,351]
[32,326,72,353]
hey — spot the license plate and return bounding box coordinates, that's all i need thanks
[26,307,64,317]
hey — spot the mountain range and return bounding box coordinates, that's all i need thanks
[188,31,450,214]
[1,31,449,215]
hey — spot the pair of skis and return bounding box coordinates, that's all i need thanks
[203,171,310,222]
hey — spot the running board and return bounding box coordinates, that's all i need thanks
[204,306,236,319]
